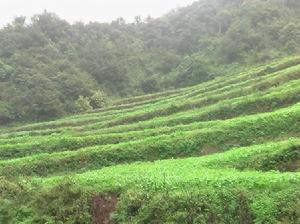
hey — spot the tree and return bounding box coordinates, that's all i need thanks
[140,78,159,93]
[0,1,299,123]
[0,101,11,124]
[134,16,142,25]
[89,90,108,109]
[74,96,92,113]
[12,16,26,27]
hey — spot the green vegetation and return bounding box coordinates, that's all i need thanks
[0,54,300,223]
[0,0,300,222]
[0,0,299,123]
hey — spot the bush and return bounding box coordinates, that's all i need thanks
[89,90,108,109]
[0,101,12,124]
[113,188,254,224]
[0,178,92,224]
[31,180,91,224]
[75,96,93,112]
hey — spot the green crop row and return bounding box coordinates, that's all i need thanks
[1,79,300,160]
[0,56,300,224]
[83,78,300,135]
[1,103,299,177]
[1,75,299,157]
[2,56,298,135]
[56,64,300,132]
[1,62,297,143]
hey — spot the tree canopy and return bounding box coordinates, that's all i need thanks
[0,0,299,123]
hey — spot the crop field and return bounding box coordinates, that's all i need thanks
[1,56,300,223]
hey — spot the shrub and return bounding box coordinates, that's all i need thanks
[75,96,93,112]
[89,90,108,109]
[113,188,254,224]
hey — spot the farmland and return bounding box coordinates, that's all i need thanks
[1,56,300,223]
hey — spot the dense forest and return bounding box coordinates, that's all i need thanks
[0,0,299,123]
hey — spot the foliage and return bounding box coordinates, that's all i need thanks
[89,90,108,109]
[0,178,91,224]
[0,0,299,122]
[75,96,93,113]
[113,188,254,224]
[0,3,300,222]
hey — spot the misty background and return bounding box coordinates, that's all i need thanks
[0,0,195,26]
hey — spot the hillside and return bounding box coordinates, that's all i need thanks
[0,0,300,123]
[0,56,300,223]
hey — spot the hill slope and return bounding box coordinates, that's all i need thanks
[0,0,300,123]
[0,56,300,223]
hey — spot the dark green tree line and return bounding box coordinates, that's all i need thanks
[0,0,299,123]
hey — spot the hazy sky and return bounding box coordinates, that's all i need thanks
[0,0,196,27]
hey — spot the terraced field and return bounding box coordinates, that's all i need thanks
[1,56,300,223]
